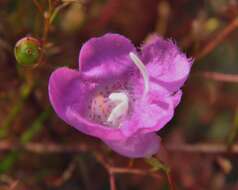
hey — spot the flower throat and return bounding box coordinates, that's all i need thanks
[89,52,149,127]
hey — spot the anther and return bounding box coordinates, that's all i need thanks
[107,92,129,126]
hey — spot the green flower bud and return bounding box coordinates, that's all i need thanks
[14,37,42,66]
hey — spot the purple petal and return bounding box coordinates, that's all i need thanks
[141,36,193,92]
[79,33,136,81]
[121,70,182,136]
[137,91,182,134]
[120,91,182,137]
[48,67,87,119]
[172,90,182,107]
[65,105,124,140]
[103,133,160,158]
[48,67,125,141]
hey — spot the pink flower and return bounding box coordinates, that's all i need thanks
[48,33,192,158]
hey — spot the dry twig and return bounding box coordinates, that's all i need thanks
[94,153,161,190]
[109,172,116,190]
[200,71,238,83]
[195,17,238,60]
[32,0,44,14]
[0,141,238,154]
[95,154,161,176]
[166,143,236,154]
[52,158,78,187]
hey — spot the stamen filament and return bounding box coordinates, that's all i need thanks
[107,92,129,126]
[129,52,149,97]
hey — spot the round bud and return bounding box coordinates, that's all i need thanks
[14,37,42,66]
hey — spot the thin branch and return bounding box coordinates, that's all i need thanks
[109,172,116,190]
[93,152,161,189]
[110,167,161,179]
[52,158,78,187]
[48,0,52,13]
[0,141,88,154]
[32,0,44,14]
[166,172,176,190]
[42,12,50,43]
[94,153,161,181]
[195,17,238,60]
[9,180,19,190]
[200,71,238,83]
[166,143,236,154]
[1,141,238,155]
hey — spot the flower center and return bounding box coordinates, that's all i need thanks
[89,52,149,127]
[90,91,129,127]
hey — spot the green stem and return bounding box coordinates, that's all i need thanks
[227,110,238,149]
[145,157,175,190]
[0,109,50,173]
[0,83,32,138]
[49,2,70,24]
[20,108,51,144]
[145,157,170,173]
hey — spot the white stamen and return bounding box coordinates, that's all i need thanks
[107,92,129,126]
[129,52,149,97]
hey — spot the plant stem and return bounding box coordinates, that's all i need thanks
[0,83,32,138]
[32,0,44,14]
[0,109,50,173]
[227,111,238,150]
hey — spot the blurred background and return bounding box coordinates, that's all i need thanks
[1,0,238,189]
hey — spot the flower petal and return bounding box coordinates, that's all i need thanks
[79,33,136,81]
[48,67,87,119]
[65,105,124,140]
[48,67,82,118]
[48,67,124,141]
[172,90,182,107]
[120,90,182,137]
[141,36,193,92]
[103,133,160,158]
[139,91,182,134]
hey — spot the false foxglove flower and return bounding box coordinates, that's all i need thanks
[48,33,192,158]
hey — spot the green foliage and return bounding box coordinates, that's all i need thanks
[0,84,32,138]
[0,109,50,174]
[145,157,170,174]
